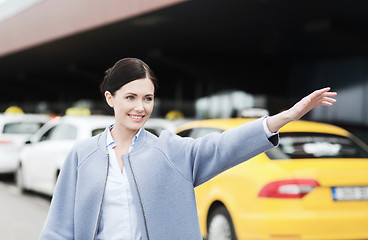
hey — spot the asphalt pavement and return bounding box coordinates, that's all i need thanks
[0,174,50,240]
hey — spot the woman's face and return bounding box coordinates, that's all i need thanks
[105,77,155,134]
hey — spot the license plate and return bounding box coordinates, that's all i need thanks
[332,186,368,201]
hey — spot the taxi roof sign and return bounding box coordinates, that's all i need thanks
[4,106,24,114]
[65,107,91,116]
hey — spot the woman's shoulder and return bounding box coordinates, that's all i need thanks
[71,133,105,159]
[137,129,194,156]
[152,129,194,151]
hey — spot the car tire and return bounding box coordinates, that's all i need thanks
[207,205,237,240]
[16,165,27,193]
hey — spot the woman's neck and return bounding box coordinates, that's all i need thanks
[110,125,139,147]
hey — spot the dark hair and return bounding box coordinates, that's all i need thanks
[99,58,158,95]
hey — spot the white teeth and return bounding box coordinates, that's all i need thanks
[130,115,143,119]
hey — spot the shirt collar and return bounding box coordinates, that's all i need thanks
[106,126,116,149]
[106,124,142,150]
[131,128,142,148]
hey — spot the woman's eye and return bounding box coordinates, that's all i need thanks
[145,97,153,101]
[127,96,134,100]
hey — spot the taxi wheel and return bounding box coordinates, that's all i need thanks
[207,205,237,240]
[16,165,26,193]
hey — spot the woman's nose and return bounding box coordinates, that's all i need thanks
[134,101,144,111]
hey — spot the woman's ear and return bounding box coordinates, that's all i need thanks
[104,91,114,108]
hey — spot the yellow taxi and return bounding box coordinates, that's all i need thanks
[176,118,368,240]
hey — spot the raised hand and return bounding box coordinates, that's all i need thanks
[288,87,337,121]
[266,87,337,133]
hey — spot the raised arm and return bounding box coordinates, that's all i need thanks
[266,87,337,133]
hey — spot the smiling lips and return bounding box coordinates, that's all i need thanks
[129,114,145,122]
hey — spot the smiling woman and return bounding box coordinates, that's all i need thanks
[104,78,155,138]
[40,58,336,240]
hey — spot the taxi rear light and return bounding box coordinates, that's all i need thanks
[50,116,60,122]
[259,179,320,198]
[0,139,12,144]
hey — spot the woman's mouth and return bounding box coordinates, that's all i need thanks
[128,114,145,122]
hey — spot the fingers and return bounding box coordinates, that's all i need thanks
[323,91,337,97]
[315,87,337,96]
[321,101,334,106]
[313,87,337,102]
[319,94,337,106]
[302,87,336,110]
[310,88,329,100]
[289,87,337,122]
[322,97,337,103]
[314,87,331,95]
[321,102,332,107]
[319,87,331,92]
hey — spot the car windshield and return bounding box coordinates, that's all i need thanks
[2,122,43,134]
[266,132,368,159]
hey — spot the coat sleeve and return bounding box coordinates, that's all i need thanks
[39,147,78,240]
[162,117,279,187]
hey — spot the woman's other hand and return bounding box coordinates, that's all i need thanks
[267,87,337,133]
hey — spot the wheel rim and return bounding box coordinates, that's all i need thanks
[208,214,232,240]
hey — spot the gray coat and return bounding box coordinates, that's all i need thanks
[40,117,278,240]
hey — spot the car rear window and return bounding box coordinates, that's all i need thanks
[266,132,368,159]
[2,122,43,134]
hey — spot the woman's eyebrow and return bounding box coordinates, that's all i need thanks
[124,92,154,97]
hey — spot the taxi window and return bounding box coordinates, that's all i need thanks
[92,128,105,136]
[177,129,192,138]
[191,128,223,139]
[40,126,56,141]
[49,124,77,140]
[266,132,368,159]
[3,122,43,134]
[145,128,160,137]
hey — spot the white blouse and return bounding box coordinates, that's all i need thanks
[96,128,142,240]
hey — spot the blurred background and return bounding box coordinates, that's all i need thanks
[1,0,368,125]
[1,0,368,239]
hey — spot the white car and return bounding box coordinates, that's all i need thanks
[0,113,50,174]
[17,115,114,196]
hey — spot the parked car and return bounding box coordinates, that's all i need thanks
[0,113,50,174]
[144,117,191,136]
[17,115,114,196]
[176,118,368,240]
